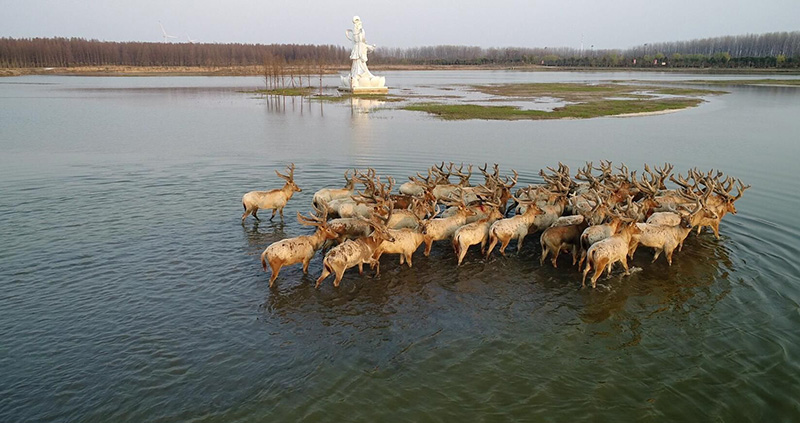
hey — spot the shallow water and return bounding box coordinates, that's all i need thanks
[1,71,799,422]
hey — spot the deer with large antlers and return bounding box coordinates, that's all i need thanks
[312,169,356,210]
[628,197,718,265]
[540,214,591,269]
[371,203,428,274]
[421,190,476,256]
[452,199,505,266]
[485,188,545,257]
[242,163,301,222]
[316,208,395,288]
[260,207,337,287]
[581,219,642,288]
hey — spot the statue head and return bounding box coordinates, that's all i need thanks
[353,16,361,23]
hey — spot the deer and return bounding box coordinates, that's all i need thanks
[485,190,545,257]
[577,212,625,270]
[628,198,717,265]
[478,164,518,214]
[312,169,356,210]
[315,209,394,288]
[241,163,301,222]
[386,196,431,229]
[421,190,476,256]
[371,227,425,272]
[581,220,643,288]
[260,206,337,287]
[694,175,749,239]
[431,163,473,201]
[371,225,426,273]
[540,215,590,268]
[399,167,437,197]
[452,200,504,266]
[323,169,378,218]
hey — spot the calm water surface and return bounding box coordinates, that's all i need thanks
[1,71,799,422]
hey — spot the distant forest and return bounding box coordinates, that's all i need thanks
[2,31,799,69]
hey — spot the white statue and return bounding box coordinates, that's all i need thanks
[340,16,387,93]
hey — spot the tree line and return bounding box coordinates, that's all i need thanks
[373,31,800,68]
[2,31,799,69]
[0,37,348,68]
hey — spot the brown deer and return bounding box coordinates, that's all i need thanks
[260,207,337,287]
[452,200,504,266]
[540,217,590,268]
[581,220,642,288]
[315,209,394,288]
[312,169,355,210]
[242,163,301,221]
[485,189,545,257]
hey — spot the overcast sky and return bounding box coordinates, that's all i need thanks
[2,0,798,50]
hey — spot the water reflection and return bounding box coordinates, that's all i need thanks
[262,94,326,116]
[349,97,385,115]
[3,72,800,422]
[241,219,287,248]
[579,233,734,348]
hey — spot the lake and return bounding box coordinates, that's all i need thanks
[1,70,799,422]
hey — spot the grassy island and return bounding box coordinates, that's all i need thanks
[402,82,723,120]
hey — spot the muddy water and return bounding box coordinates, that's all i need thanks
[1,72,799,421]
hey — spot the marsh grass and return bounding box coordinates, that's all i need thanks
[403,98,703,120]
[403,82,719,120]
[251,87,315,96]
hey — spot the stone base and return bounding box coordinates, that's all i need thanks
[339,86,389,94]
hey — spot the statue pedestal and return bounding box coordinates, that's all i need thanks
[339,74,388,94]
[350,86,388,94]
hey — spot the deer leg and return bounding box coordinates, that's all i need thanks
[457,245,467,266]
[581,263,590,288]
[516,235,525,253]
[423,237,433,257]
[499,237,511,256]
[316,266,331,288]
[269,262,282,287]
[333,269,344,287]
[269,209,276,221]
[652,248,662,263]
[591,267,603,288]
[485,236,498,259]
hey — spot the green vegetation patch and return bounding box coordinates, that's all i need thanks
[251,87,315,96]
[472,82,724,101]
[403,98,703,121]
[473,83,634,101]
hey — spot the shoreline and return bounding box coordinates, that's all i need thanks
[3,65,800,78]
[610,109,684,118]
